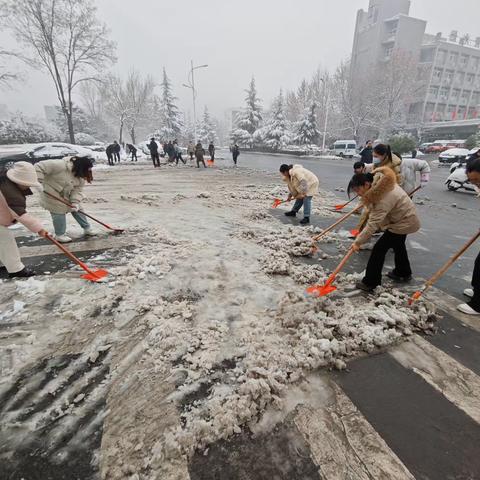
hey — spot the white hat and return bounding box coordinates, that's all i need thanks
[6,161,42,188]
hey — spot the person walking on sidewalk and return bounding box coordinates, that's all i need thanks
[0,162,48,278]
[187,142,195,161]
[280,164,319,225]
[127,143,138,161]
[349,168,420,292]
[208,142,215,163]
[35,156,95,243]
[231,144,240,166]
[195,142,207,168]
[458,158,480,315]
[174,141,186,165]
[148,138,160,168]
[106,142,116,166]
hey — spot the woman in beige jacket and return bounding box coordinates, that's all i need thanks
[280,164,319,225]
[349,167,420,292]
[35,156,94,243]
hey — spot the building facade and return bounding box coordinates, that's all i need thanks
[351,0,480,139]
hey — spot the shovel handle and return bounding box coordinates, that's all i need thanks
[45,191,116,231]
[45,233,96,275]
[408,185,422,197]
[312,204,363,242]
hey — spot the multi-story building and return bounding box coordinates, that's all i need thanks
[351,0,480,139]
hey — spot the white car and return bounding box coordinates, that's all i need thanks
[438,148,470,164]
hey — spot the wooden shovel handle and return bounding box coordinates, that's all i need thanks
[312,204,363,241]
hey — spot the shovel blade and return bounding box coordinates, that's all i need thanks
[306,284,337,297]
[81,269,109,282]
[272,199,282,208]
[334,204,346,210]
[350,229,360,237]
[408,290,422,305]
[112,228,125,235]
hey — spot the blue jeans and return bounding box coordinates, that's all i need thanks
[51,212,90,236]
[292,196,312,218]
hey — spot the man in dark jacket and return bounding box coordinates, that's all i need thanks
[127,144,138,161]
[106,143,115,166]
[148,138,160,168]
[113,140,121,163]
[208,142,215,162]
[359,140,373,164]
[195,142,207,168]
[232,144,240,166]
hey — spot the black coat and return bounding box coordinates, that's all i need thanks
[359,146,373,164]
[106,144,115,155]
[148,140,159,153]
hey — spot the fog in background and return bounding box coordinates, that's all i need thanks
[1,0,479,119]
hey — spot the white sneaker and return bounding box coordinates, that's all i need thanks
[55,235,72,243]
[463,288,474,298]
[457,303,480,315]
[83,227,96,237]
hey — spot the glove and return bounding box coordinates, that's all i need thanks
[70,204,79,212]
[38,229,48,238]
[420,173,430,187]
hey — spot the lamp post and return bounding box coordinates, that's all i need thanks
[321,77,330,151]
[183,60,208,141]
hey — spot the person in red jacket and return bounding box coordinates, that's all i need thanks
[0,162,48,278]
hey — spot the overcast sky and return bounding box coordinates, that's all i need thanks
[1,0,479,121]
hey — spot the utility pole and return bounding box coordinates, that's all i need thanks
[183,60,208,141]
[321,77,330,151]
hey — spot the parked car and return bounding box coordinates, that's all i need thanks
[333,140,357,158]
[426,141,450,154]
[438,148,470,164]
[418,142,433,153]
[0,143,95,170]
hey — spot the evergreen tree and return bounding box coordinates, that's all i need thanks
[159,68,183,140]
[262,90,290,151]
[231,76,262,147]
[294,103,320,146]
[198,106,219,144]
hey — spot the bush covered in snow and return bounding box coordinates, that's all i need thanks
[74,132,97,145]
[388,133,417,155]
[0,115,61,144]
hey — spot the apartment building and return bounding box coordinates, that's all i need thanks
[351,0,480,138]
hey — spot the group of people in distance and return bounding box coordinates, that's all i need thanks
[278,143,480,316]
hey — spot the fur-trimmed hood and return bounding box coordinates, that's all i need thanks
[374,153,403,186]
[362,166,396,205]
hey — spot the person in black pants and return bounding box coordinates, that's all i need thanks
[113,141,121,163]
[349,167,420,292]
[148,138,160,168]
[195,142,207,168]
[127,144,138,161]
[106,143,115,166]
[359,140,373,164]
[231,144,240,166]
[458,158,480,315]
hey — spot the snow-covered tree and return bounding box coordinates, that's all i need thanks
[0,115,61,144]
[158,68,183,140]
[198,106,219,144]
[101,74,131,143]
[262,90,290,151]
[294,103,320,145]
[231,77,262,147]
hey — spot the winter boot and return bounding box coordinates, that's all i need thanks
[387,271,412,283]
[464,288,474,298]
[55,235,73,244]
[299,217,310,225]
[83,227,96,237]
[457,303,480,315]
[355,281,376,293]
[284,211,297,217]
[9,267,35,279]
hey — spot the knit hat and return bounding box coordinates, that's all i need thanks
[6,161,42,188]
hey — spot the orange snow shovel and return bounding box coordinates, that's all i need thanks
[45,233,109,282]
[409,230,480,305]
[45,192,124,234]
[333,195,358,211]
[307,247,356,296]
[272,198,291,208]
[207,159,214,166]
[312,204,363,243]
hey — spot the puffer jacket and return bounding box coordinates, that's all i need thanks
[401,158,430,194]
[35,158,85,214]
[374,153,403,186]
[355,166,420,245]
[0,177,43,233]
[285,165,319,197]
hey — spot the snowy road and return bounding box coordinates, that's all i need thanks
[0,162,479,480]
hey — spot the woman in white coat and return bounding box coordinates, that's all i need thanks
[35,156,94,243]
[400,157,431,193]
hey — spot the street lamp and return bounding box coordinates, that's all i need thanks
[183,60,208,141]
[320,77,330,151]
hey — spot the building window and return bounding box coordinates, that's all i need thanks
[420,48,435,63]
[437,49,447,64]
[472,91,480,105]
[460,54,470,69]
[447,105,457,120]
[384,46,393,59]
[467,73,475,85]
[429,86,439,97]
[439,87,450,100]
[433,68,443,81]
[451,88,460,100]
[461,90,471,104]
[449,52,459,65]
[444,70,454,84]
[458,106,466,119]
[456,72,465,85]
[473,57,480,72]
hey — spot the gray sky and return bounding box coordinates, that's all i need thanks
[1,0,479,121]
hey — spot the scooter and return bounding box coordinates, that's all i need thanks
[445,161,477,193]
